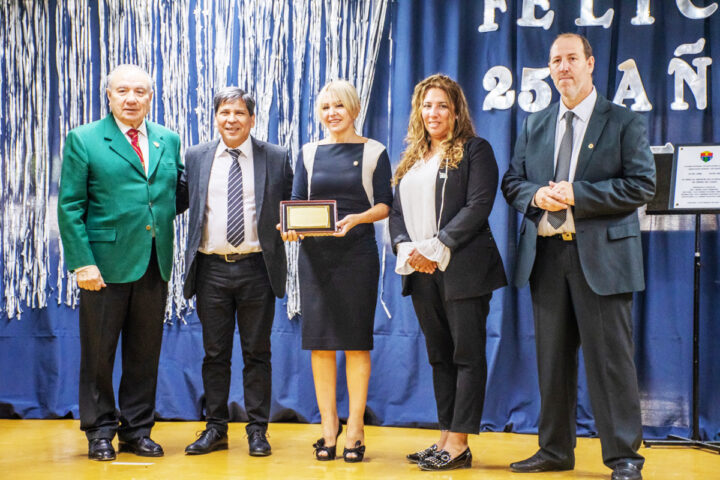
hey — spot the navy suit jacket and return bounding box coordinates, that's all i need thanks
[390,136,507,301]
[177,137,293,299]
[501,94,656,295]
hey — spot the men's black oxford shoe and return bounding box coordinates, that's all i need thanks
[118,436,164,457]
[510,452,573,473]
[185,428,229,455]
[248,430,271,456]
[611,462,642,480]
[88,438,116,461]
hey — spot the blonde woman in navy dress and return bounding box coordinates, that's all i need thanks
[281,80,392,462]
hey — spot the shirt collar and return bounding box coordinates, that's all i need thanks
[217,135,253,159]
[113,115,148,137]
[558,87,597,124]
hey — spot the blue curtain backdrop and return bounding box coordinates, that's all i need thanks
[0,0,718,442]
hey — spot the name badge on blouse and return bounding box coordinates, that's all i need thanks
[439,171,448,179]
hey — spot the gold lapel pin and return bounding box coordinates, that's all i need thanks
[588,143,594,149]
[153,141,160,148]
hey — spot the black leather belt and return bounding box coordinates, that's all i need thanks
[541,233,576,241]
[202,252,260,262]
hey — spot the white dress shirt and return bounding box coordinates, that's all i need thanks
[395,154,451,274]
[537,87,597,236]
[114,116,149,176]
[199,136,261,255]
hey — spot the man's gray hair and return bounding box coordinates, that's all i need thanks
[106,64,154,91]
[213,87,256,116]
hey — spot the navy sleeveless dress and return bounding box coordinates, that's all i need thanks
[292,142,392,350]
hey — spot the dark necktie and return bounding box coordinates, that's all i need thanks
[226,148,245,247]
[127,128,146,171]
[547,111,574,229]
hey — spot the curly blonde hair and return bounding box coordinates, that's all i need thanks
[393,74,476,185]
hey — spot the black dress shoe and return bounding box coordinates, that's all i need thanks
[418,447,472,471]
[185,428,229,455]
[510,451,573,472]
[248,430,271,457]
[407,444,438,463]
[88,438,116,461]
[118,436,164,457]
[611,462,642,480]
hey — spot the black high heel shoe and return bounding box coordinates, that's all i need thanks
[313,423,343,461]
[343,440,366,463]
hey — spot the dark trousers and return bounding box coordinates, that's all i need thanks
[409,271,491,434]
[530,237,644,469]
[78,245,167,441]
[195,252,275,434]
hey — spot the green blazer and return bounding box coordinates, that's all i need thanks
[57,114,183,283]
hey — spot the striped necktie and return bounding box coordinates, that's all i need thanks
[127,128,146,171]
[547,111,574,229]
[226,148,245,247]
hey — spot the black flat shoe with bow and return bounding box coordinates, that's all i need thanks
[406,443,438,463]
[418,447,472,471]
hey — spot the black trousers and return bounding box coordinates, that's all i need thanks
[78,244,167,441]
[409,271,491,434]
[195,252,275,434]
[530,237,644,469]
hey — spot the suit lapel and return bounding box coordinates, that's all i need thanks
[574,95,610,180]
[536,104,559,181]
[104,115,146,177]
[146,122,165,179]
[252,137,267,214]
[199,139,220,207]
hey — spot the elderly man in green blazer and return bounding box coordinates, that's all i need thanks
[57,64,183,461]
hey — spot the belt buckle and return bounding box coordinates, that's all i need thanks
[223,253,237,262]
[561,232,574,241]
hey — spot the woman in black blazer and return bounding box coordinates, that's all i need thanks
[389,74,506,471]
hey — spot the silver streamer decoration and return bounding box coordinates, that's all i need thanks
[55,0,95,309]
[1,1,51,319]
[2,0,389,321]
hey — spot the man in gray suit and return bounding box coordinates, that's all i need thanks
[176,87,292,456]
[502,34,655,480]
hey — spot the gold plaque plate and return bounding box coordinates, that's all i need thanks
[280,200,338,235]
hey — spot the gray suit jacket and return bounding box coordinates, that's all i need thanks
[177,137,293,299]
[501,94,656,295]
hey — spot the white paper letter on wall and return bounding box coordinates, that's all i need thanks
[478,0,508,32]
[483,66,515,110]
[575,0,614,28]
[517,0,554,30]
[613,60,652,111]
[668,38,712,110]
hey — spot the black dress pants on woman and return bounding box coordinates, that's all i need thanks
[410,270,491,434]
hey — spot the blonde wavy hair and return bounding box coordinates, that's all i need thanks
[393,74,476,185]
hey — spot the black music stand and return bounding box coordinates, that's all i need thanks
[643,148,720,454]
